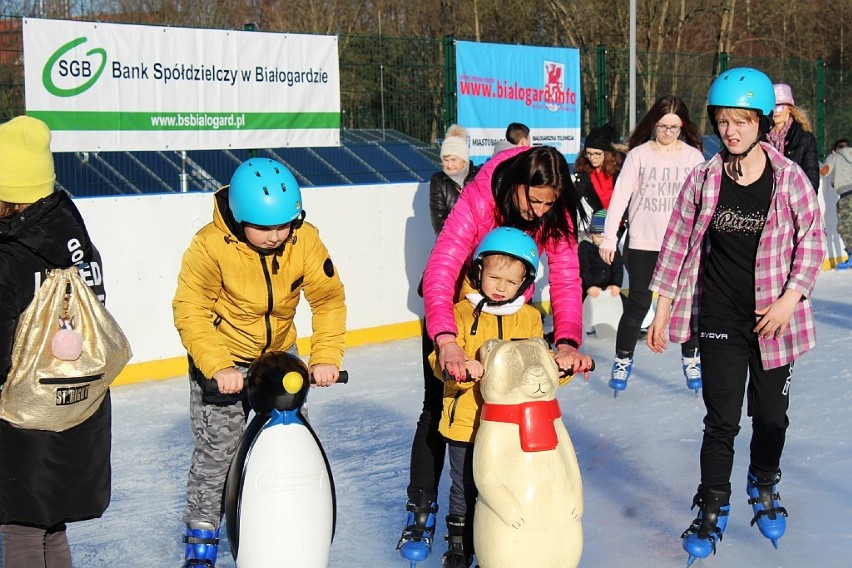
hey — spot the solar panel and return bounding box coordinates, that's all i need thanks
[54,129,440,196]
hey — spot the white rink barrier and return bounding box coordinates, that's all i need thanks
[74,177,841,384]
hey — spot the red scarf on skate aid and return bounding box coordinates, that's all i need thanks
[480,399,561,452]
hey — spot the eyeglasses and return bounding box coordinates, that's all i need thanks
[655,124,682,133]
[585,150,604,158]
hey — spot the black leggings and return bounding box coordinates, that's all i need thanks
[616,248,698,356]
[698,316,792,492]
[405,319,446,502]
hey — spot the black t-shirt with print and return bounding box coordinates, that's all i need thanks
[701,157,773,322]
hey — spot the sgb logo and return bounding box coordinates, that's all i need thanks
[42,36,107,97]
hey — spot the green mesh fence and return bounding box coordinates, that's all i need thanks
[585,47,722,141]
[338,34,444,144]
[2,14,850,193]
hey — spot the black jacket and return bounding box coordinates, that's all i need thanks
[428,165,479,235]
[573,170,606,213]
[0,191,110,528]
[0,192,105,381]
[781,120,820,192]
[573,169,626,237]
[578,240,623,293]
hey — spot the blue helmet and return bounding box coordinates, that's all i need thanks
[228,159,302,226]
[707,67,775,133]
[470,227,539,299]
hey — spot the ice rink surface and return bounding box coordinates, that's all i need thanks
[9,270,848,567]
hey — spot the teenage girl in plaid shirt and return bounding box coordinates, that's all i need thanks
[645,68,825,564]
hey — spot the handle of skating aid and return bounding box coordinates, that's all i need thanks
[558,359,596,378]
[441,369,475,383]
[311,370,349,384]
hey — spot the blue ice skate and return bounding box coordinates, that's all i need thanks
[747,469,788,548]
[608,353,633,397]
[397,493,439,567]
[682,349,702,396]
[183,522,219,567]
[681,488,730,567]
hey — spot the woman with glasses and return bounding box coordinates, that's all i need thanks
[572,124,625,236]
[597,95,705,396]
[768,84,820,192]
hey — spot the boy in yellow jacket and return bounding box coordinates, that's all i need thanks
[173,158,345,567]
[427,227,543,567]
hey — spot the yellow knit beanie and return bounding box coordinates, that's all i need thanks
[0,116,56,204]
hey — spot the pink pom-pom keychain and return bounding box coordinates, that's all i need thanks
[52,316,83,361]
[51,279,83,361]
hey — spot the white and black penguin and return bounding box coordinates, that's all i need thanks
[223,351,337,567]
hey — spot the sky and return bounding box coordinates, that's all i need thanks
[6,269,849,568]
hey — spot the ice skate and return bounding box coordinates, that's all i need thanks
[397,492,439,566]
[747,468,788,548]
[681,487,730,567]
[608,351,633,397]
[442,514,473,568]
[681,349,702,396]
[183,522,219,567]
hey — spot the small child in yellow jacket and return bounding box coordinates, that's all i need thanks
[172,158,346,567]
[428,227,543,567]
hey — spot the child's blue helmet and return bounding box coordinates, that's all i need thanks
[228,159,302,226]
[707,67,775,135]
[470,227,539,299]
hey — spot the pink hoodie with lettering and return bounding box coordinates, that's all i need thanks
[601,141,705,252]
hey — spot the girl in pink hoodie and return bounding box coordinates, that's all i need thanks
[598,95,706,396]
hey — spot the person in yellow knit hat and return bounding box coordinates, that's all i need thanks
[173,158,346,567]
[0,115,111,568]
[426,227,545,568]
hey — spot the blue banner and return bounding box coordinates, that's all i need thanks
[455,40,581,165]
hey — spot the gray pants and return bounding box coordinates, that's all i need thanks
[182,365,250,527]
[0,524,72,568]
[447,441,477,518]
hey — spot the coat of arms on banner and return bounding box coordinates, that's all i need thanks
[544,60,564,112]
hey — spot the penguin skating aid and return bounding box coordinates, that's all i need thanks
[223,352,348,568]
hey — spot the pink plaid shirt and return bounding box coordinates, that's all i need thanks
[650,143,825,369]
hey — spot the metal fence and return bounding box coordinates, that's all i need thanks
[534,47,848,158]
[2,14,850,193]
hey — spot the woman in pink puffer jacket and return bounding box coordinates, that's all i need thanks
[424,144,593,377]
[397,146,594,563]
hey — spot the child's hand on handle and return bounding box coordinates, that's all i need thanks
[214,367,244,394]
[646,296,672,353]
[464,360,484,382]
[436,335,467,380]
[310,364,340,387]
[554,344,594,381]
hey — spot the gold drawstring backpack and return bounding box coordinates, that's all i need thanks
[0,265,132,431]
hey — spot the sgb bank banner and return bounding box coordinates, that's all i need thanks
[455,40,581,164]
[23,18,340,152]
